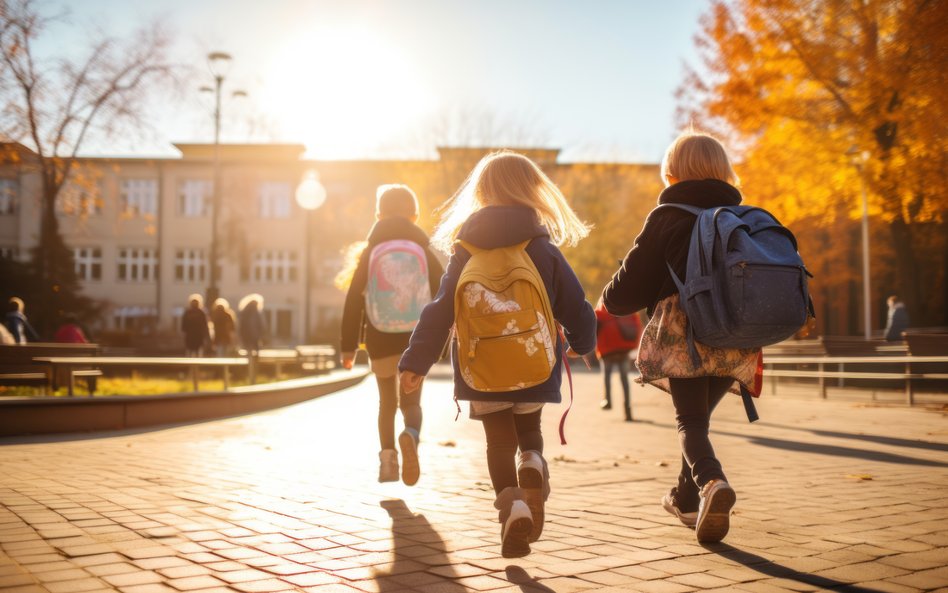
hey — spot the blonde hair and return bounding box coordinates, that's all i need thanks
[187,293,204,308]
[661,132,739,186]
[333,240,369,291]
[431,150,590,254]
[238,293,264,311]
[376,184,419,219]
[212,297,230,310]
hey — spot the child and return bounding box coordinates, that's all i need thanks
[339,184,444,486]
[594,298,641,421]
[181,294,211,357]
[398,151,596,558]
[601,131,756,543]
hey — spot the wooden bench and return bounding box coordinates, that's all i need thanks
[0,343,102,395]
[296,345,337,375]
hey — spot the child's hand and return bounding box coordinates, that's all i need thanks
[341,351,355,370]
[400,370,424,394]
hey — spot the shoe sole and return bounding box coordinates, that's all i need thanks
[518,465,544,542]
[398,432,419,486]
[695,486,736,543]
[501,502,533,558]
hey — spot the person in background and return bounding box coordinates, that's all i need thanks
[211,297,237,356]
[4,297,40,343]
[181,294,211,357]
[238,294,267,355]
[54,313,89,343]
[884,295,910,342]
[594,299,641,422]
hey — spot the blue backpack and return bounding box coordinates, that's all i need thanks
[658,204,814,420]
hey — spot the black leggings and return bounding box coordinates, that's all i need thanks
[376,374,422,450]
[668,376,733,507]
[481,409,543,495]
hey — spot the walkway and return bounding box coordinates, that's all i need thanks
[1,370,946,592]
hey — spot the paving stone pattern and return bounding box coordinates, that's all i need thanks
[1,371,946,593]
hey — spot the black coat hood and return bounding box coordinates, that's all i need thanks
[456,205,550,249]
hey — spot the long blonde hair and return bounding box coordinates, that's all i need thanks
[431,150,590,254]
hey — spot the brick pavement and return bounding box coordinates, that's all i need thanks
[1,370,946,593]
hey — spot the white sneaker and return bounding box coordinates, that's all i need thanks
[378,449,399,483]
[695,479,736,543]
[398,429,420,486]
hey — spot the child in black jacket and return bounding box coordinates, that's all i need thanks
[340,185,443,486]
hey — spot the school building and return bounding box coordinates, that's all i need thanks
[0,143,661,347]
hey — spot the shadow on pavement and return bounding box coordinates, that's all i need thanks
[505,566,556,592]
[746,422,948,453]
[713,430,948,467]
[706,542,887,593]
[375,499,457,589]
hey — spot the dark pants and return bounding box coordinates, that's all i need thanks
[376,375,422,450]
[481,409,543,495]
[668,376,733,510]
[602,357,631,411]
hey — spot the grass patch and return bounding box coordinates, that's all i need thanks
[0,371,293,397]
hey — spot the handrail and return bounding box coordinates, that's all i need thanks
[762,353,948,405]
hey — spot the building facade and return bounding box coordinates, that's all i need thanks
[0,143,661,348]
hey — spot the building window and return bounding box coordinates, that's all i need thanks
[263,307,294,341]
[246,249,298,283]
[58,182,101,216]
[174,248,206,282]
[0,246,18,260]
[258,181,292,219]
[178,180,212,218]
[0,179,17,215]
[118,247,159,282]
[74,247,102,281]
[121,179,158,216]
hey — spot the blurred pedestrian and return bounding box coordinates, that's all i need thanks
[884,295,909,342]
[210,297,237,356]
[54,313,89,343]
[181,294,211,357]
[238,293,267,355]
[595,299,641,421]
[4,296,39,343]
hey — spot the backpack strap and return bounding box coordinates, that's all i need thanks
[557,331,574,445]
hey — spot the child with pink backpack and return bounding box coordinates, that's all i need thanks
[339,185,444,485]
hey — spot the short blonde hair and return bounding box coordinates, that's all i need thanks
[238,293,264,311]
[661,132,739,186]
[187,293,204,308]
[376,184,418,219]
[431,150,590,253]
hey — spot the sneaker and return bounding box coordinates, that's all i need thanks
[661,487,697,527]
[517,450,550,542]
[378,449,399,483]
[398,428,420,486]
[695,480,736,543]
[599,399,612,410]
[494,487,533,558]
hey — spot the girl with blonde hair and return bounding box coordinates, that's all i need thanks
[399,150,596,558]
[602,131,751,543]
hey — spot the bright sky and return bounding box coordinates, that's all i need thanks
[49,0,709,163]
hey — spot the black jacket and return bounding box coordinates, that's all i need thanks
[399,205,597,403]
[340,217,444,359]
[602,179,742,316]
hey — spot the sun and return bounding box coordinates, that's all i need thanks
[261,27,435,159]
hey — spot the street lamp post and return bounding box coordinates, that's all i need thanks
[849,147,872,340]
[201,52,246,307]
[295,171,327,343]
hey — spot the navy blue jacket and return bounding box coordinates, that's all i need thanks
[398,205,597,403]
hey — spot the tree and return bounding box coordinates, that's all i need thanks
[0,0,174,335]
[680,0,948,330]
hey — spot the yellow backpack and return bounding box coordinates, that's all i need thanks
[454,239,557,392]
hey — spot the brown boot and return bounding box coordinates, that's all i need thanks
[494,487,533,558]
[517,450,550,542]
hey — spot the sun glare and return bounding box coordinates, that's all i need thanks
[261,28,435,159]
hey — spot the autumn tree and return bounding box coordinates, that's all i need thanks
[680,0,948,331]
[0,0,174,335]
